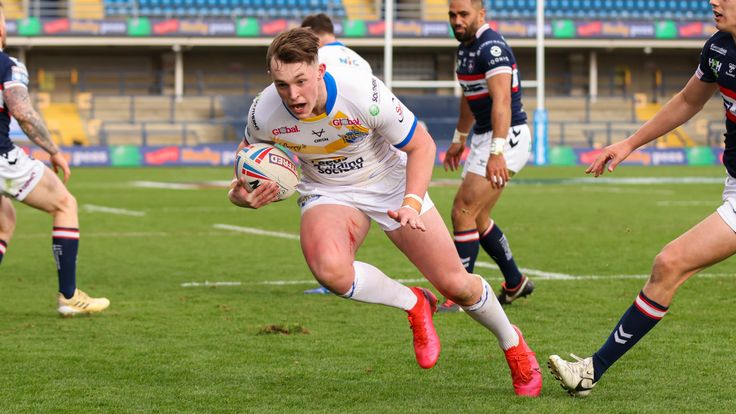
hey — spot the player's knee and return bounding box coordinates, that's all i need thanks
[0,219,16,240]
[651,246,685,285]
[450,202,475,225]
[53,192,78,216]
[0,204,16,239]
[305,254,353,289]
[437,273,476,304]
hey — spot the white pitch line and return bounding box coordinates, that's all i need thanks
[208,225,733,282]
[131,181,202,190]
[181,281,243,287]
[213,223,300,240]
[82,204,146,217]
[180,271,735,288]
[656,200,716,207]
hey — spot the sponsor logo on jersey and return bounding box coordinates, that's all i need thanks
[312,129,326,138]
[371,78,380,103]
[710,58,722,76]
[489,55,510,65]
[490,46,503,57]
[392,97,404,123]
[330,118,362,128]
[338,56,361,68]
[313,156,364,174]
[249,94,261,131]
[339,130,369,144]
[272,125,300,136]
[369,104,380,116]
[710,44,728,56]
[727,63,736,78]
[298,194,321,208]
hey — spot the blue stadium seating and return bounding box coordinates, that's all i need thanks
[105,0,345,19]
[104,0,708,20]
[488,0,712,21]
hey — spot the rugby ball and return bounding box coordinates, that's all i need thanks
[235,143,300,200]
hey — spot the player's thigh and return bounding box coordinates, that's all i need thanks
[300,204,371,270]
[22,168,75,214]
[387,207,471,292]
[454,171,504,214]
[659,212,736,274]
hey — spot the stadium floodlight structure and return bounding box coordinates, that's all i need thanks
[382,0,548,165]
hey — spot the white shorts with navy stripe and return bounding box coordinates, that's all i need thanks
[717,174,736,233]
[0,145,45,201]
[296,165,434,232]
[462,124,532,179]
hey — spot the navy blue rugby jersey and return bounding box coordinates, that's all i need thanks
[455,23,526,135]
[696,30,736,178]
[0,51,29,153]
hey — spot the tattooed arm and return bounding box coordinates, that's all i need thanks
[3,85,71,182]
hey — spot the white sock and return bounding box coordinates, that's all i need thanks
[339,261,418,311]
[461,275,519,350]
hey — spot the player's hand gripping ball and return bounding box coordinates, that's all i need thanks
[235,143,300,200]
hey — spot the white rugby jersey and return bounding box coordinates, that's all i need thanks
[319,41,372,74]
[244,70,418,186]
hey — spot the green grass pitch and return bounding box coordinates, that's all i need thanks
[0,165,734,412]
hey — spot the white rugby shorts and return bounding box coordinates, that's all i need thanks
[462,124,532,179]
[717,174,736,232]
[0,145,45,201]
[296,166,434,231]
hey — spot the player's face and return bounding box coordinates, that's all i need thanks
[270,59,325,119]
[712,0,736,33]
[449,0,485,43]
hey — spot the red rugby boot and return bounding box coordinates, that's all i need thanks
[503,325,543,396]
[406,287,441,369]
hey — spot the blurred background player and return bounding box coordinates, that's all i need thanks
[229,28,541,396]
[0,4,109,316]
[300,12,372,294]
[301,13,372,74]
[440,0,533,312]
[548,0,736,397]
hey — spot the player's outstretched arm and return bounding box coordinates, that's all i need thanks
[3,85,71,182]
[586,75,718,177]
[228,178,280,209]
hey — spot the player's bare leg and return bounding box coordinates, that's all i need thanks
[0,196,16,263]
[23,168,108,315]
[443,171,531,311]
[644,212,736,305]
[387,206,541,395]
[300,204,440,368]
[550,212,736,397]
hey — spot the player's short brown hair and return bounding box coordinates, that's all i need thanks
[301,13,334,36]
[266,28,320,70]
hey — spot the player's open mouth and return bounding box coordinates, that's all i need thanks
[291,103,307,112]
[714,11,722,19]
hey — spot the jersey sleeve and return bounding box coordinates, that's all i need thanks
[696,36,717,83]
[2,57,29,90]
[364,76,418,149]
[478,42,514,79]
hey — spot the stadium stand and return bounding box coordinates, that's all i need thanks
[100,0,714,20]
[106,0,347,19]
[489,0,712,21]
